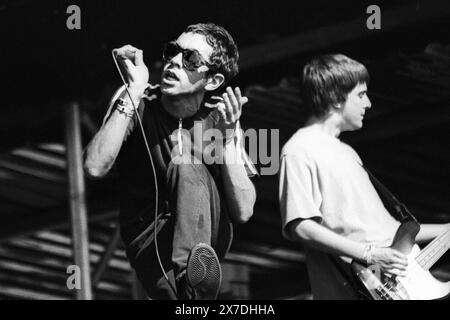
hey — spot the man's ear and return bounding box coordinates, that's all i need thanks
[205,73,225,92]
[332,103,342,112]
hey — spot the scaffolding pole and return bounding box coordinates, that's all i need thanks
[65,102,93,300]
[92,226,121,288]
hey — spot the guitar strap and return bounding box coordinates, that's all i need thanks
[362,165,418,223]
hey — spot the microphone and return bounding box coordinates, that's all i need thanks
[112,48,136,60]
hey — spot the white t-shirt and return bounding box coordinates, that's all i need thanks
[278,126,400,299]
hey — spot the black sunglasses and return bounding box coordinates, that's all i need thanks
[162,41,213,71]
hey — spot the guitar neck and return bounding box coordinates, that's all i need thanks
[416,229,450,270]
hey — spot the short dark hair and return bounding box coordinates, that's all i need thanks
[300,54,370,118]
[184,22,239,85]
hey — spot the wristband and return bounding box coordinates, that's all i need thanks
[116,98,138,117]
[117,97,140,108]
[116,104,135,117]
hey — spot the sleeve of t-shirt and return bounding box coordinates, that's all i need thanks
[278,153,323,241]
[101,85,145,142]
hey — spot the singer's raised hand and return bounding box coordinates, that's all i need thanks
[206,87,248,124]
[205,86,248,142]
[113,44,149,96]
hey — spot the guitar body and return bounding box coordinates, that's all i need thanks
[351,221,450,300]
[397,245,450,300]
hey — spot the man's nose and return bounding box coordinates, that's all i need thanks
[365,96,372,109]
[168,52,183,68]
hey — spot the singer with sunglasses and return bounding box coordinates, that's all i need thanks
[84,23,257,300]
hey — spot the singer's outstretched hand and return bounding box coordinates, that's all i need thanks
[205,86,248,142]
[113,45,149,97]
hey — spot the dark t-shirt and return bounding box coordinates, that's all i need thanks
[103,85,256,251]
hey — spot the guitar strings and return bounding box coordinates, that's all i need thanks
[417,230,450,264]
[415,231,450,269]
[379,277,405,300]
[419,241,450,271]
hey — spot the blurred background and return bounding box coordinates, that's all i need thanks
[0,0,449,299]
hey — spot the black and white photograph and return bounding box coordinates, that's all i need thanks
[0,0,449,312]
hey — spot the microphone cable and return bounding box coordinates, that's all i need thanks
[111,50,178,298]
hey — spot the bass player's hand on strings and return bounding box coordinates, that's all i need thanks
[368,247,408,277]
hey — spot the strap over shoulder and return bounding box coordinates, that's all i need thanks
[362,165,418,224]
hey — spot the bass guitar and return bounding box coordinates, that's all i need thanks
[351,221,450,300]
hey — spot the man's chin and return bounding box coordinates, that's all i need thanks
[353,121,363,130]
[345,121,363,132]
[160,84,179,96]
